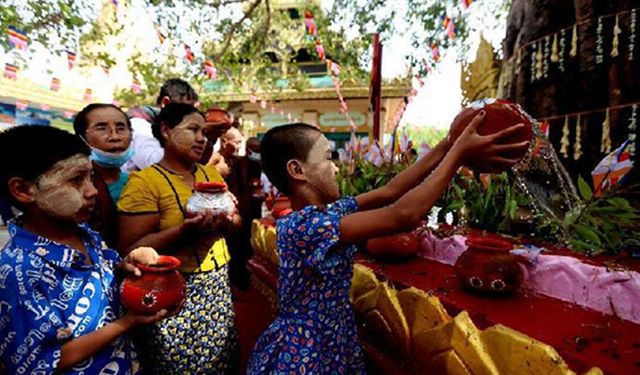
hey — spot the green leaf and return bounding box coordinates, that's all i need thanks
[577,176,593,201]
[573,224,602,246]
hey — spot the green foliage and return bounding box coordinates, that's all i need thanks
[337,152,410,197]
[440,172,531,233]
[559,178,640,255]
[403,126,448,148]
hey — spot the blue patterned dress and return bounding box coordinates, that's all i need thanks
[247,197,366,374]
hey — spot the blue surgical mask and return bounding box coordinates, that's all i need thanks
[90,146,134,168]
[248,150,261,162]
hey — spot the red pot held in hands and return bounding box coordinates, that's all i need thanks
[120,256,186,314]
[454,235,523,296]
[365,232,420,259]
[449,98,533,172]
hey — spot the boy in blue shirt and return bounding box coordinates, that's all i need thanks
[0,126,170,374]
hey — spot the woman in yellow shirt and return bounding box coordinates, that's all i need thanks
[118,103,239,374]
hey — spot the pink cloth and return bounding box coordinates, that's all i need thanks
[418,231,640,324]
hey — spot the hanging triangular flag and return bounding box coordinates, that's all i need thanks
[154,22,166,44]
[445,19,457,39]
[111,0,118,9]
[430,42,441,62]
[461,0,473,9]
[83,88,93,102]
[326,59,341,76]
[315,39,325,60]
[67,51,76,70]
[50,77,61,91]
[7,26,28,51]
[204,60,217,79]
[15,100,28,111]
[131,78,141,94]
[304,10,317,36]
[3,63,17,80]
[102,65,110,76]
[184,44,195,63]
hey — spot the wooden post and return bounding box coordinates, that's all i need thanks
[370,33,383,141]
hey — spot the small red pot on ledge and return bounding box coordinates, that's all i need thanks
[454,235,523,296]
[120,256,186,314]
[365,232,420,260]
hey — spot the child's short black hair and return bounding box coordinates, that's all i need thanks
[0,126,90,203]
[73,103,131,137]
[152,102,205,147]
[261,123,322,195]
[156,78,199,105]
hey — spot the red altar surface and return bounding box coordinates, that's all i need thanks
[356,253,640,374]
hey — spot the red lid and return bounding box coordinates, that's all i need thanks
[195,181,228,192]
[136,255,181,272]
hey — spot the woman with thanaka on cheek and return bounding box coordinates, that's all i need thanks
[247,114,530,374]
[73,103,134,248]
[117,103,241,373]
[0,126,169,375]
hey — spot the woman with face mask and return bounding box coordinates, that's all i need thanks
[73,103,134,248]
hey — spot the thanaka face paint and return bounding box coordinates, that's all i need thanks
[166,113,206,161]
[302,134,340,202]
[31,154,97,222]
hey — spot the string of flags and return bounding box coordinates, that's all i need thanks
[7,26,28,50]
[67,51,76,70]
[4,63,17,80]
[50,77,61,91]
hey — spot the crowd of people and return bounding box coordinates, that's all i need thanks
[0,77,529,374]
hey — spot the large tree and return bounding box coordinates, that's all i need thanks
[1,0,503,108]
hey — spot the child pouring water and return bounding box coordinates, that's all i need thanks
[247,111,529,373]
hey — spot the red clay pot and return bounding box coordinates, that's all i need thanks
[365,232,420,259]
[454,235,523,296]
[120,256,186,314]
[449,99,533,172]
[271,196,292,219]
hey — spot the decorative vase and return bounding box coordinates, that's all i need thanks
[454,235,523,296]
[120,256,186,314]
[365,232,420,259]
[271,196,292,218]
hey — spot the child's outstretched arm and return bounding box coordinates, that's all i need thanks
[339,111,529,245]
[356,111,528,211]
[355,136,451,211]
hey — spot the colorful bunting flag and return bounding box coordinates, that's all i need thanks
[304,10,317,36]
[131,78,141,94]
[67,51,76,70]
[326,59,341,76]
[83,88,92,102]
[15,100,27,111]
[7,26,28,51]
[102,65,110,76]
[204,60,217,79]
[50,77,60,91]
[431,42,441,62]
[592,140,634,197]
[154,22,166,44]
[445,18,457,39]
[315,39,325,60]
[461,0,473,9]
[4,63,17,80]
[184,44,195,63]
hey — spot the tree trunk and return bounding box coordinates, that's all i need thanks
[502,0,640,186]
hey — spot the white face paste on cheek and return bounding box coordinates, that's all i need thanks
[170,127,196,149]
[33,154,92,219]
